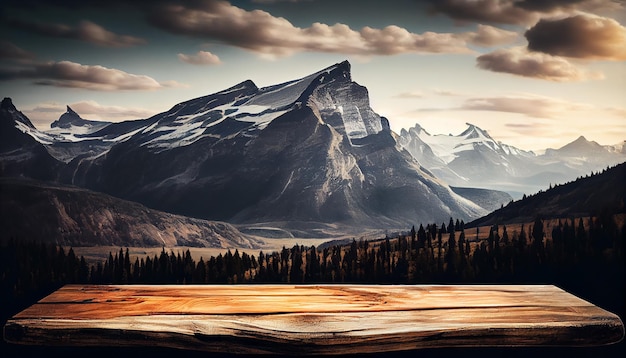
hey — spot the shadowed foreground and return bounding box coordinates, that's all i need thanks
[4,284,624,356]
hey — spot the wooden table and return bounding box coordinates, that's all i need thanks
[3,284,624,355]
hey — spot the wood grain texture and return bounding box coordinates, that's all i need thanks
[4,284,624,355]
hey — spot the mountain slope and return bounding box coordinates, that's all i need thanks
[0,177,262,248]
[467,162,626,227]
[62,61,485,229]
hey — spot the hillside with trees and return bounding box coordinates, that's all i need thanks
[468,162,626,227]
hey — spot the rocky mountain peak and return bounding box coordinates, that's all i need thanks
[1,97,36,129]
[326,60,352,81]
[66,105,78,116]
[52,105,85,128]
[1,97,17,111]
[220,79,259,94]
[461,123,493,140]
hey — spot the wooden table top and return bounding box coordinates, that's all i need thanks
[3,284,624,355]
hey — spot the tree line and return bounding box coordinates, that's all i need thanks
[2,213,623,291]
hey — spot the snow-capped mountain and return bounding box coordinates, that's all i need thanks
[398,123,626,197]
[50,106,111,132]
[2,61,486,236]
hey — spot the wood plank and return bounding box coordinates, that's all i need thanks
[3,284,624,355]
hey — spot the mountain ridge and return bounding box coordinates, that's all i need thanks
[467,162,626,227]
[0,177,262,248]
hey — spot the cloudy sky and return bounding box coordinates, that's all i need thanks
[1,0,625,151]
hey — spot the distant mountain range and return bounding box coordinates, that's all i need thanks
[1,61,489,242]
[397,123,626,198]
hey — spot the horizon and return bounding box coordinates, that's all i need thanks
[1,0,625,151]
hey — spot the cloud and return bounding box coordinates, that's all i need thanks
[427,0,622,25]
[476,47,604,81]
[462,24,519,46]
[0,60,183,90]
[23,100,159,128]
[427,0,538,25]
[514,0,622,12]
[433,89,466,96]
[0,40,35,60]
[461,94,591,118]
[394,91,426,99]
[606,107,626,118]
[9,19,146,47]
[27,101,156,119]
[395,89,467,99]
[525,14,626,60]
[178,50,222,65]
[69,101,157,119]
[146,1,514,57]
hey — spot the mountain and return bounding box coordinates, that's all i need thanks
[50,106,111,131]
[2,61,486,237]
[398,123,626,197]
[0,98,62,181]
[0,177,262,248]
[467,162,626,227]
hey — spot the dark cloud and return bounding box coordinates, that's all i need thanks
[0,40,35,60]
[427,0,538,25]
[0,61,182,90]
[427,0,622,25]
[476,47,603,81]
[251,0,310,3]
[9,19,146,47]
[525,14,626,60]
[515,0,587,11]
[514,0,620,12]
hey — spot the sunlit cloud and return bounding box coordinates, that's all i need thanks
[462,24,519,46]
[460,94,592,118]
[525,13,626,61]
[394,91,426,99]
[476,47,604,81]
[9,19,146,47]
[0,60,184,91]
[178,50,222,65]
[147,1,516,58]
